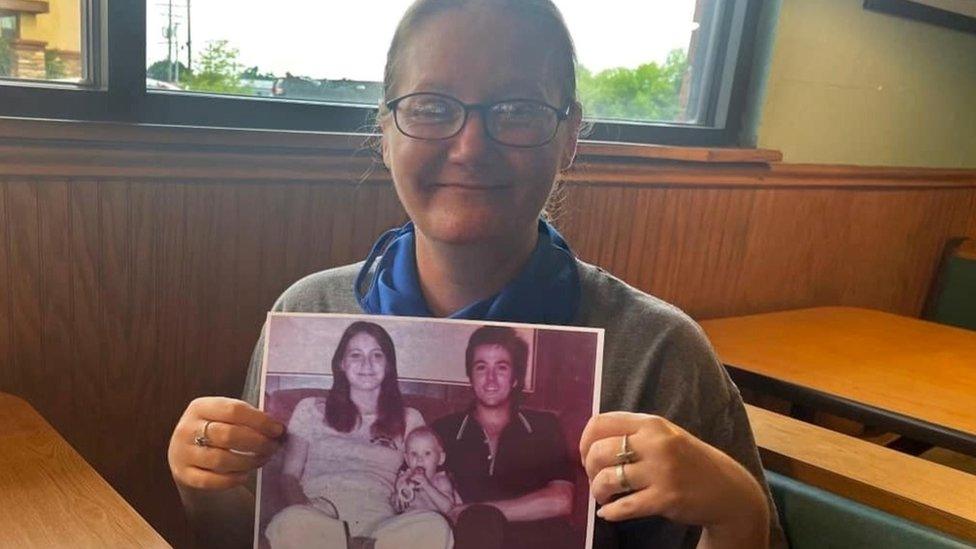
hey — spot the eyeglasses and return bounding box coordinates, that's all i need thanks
[385,92,571,148]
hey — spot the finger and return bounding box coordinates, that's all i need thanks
[579,412,656,461]
[584,435,624,480]
[191,444,271,474]
[204,421,281,457]
[192,397,285,439]
[590,462,650,505]
[596,486,666,522]
[179,466,250,491]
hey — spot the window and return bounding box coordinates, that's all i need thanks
[0,0,763,146]
[0,0,85,83]
[1,12,18,39]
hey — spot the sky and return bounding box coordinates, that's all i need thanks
[147,1,698,81]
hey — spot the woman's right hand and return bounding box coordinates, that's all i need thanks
[168,397,285,491]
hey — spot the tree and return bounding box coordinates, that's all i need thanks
[0,37,12,77]
[577,49,689,122]
[181,40,246,94]
[45,50,68,80]
[147,59,190,82]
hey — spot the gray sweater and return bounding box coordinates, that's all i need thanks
[243,260,786,548]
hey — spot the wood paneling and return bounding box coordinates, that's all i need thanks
[557,185,976,319]
[0,119,974,545]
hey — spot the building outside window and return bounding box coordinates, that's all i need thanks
[0,0,82,81]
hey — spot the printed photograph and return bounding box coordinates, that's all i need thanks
[254,313,604,549]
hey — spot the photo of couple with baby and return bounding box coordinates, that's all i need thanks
[256,317,601,549]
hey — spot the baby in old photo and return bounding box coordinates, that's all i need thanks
[392,426,460,515]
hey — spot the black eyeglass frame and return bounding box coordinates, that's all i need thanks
[385,92,573,148]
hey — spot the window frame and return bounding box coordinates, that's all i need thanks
[0,0,764,147]
[0,10,20,40]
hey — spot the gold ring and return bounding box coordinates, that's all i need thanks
[194,420,213,447]
[615,433,637,464]
[615,463,633,492]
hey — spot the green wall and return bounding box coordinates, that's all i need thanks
[749,0,976,168]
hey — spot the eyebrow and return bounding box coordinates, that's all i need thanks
[407,79,550,102]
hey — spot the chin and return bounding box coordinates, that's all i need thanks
[422,209,528,246]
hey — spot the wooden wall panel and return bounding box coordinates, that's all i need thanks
[0,182,9,394]
[6,180,42,409]
[556,185,976,319]
[0,121,973,546]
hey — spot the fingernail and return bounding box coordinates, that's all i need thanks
[596,508,605,519]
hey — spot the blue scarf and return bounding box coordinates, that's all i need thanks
[355,220,580,324]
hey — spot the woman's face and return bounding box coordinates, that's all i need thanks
[470,344,517,408]
[341,332,388,392]
[381,8,580,246]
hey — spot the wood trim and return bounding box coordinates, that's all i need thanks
[747,404,976,542]
[563,161,976,188]
[577,140,782,163]
[2,118,975,187]
[0,117,779,164]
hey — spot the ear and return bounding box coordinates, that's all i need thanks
[437,450,446,466]
[559,101,582,172]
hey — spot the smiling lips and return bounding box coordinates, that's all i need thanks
[433,182,512,191]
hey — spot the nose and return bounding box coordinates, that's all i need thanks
[448,110,492,164]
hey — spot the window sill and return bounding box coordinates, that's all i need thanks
[1,117,974,189]
[0,116,780,164]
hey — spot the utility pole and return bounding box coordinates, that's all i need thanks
[186,0,192,72]
[167,0,174,81]
[174,23,181,81]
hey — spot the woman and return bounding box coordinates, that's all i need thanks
[263,321,451,548]
[168,1,785,547]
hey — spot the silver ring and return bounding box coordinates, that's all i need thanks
[615,433,637,464]
[615,463,633,492]
[194,420,213,447]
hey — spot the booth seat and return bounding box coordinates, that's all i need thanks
[766,471,973,549]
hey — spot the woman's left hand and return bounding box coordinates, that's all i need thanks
[580,412,769,547]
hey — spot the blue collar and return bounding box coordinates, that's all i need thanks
[355,219,580,324]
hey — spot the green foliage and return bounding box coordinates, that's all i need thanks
[45,50,67,80]
[181,40,246,94]
[577,49,689,122]
[0,37,12,77]
[147,59,190,82]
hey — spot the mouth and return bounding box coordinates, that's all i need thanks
[432,182,512,191]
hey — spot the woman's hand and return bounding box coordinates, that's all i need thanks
[580,412,769,548]
[168,397,285,491]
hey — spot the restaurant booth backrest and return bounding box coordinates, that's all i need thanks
[765,471,973,549]
[924,237,976,331]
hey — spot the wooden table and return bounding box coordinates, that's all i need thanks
[0,393,170,548]
[700,307,976,455]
